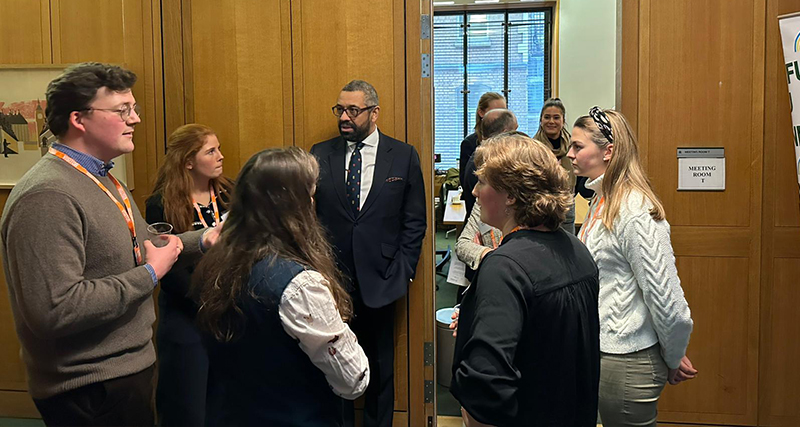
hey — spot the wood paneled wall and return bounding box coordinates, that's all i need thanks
[620,0,800,425]
[0,2,49,416]
[162,1,434,424]
[163,0,295,171]
[290,0,407,150]
[290,1,412,416]
[761,1,800,425]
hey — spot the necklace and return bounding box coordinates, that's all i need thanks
[192,185,220,228]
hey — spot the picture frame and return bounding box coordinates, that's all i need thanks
[0,64,135,189]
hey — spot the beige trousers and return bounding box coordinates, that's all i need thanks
[598,344,668,427]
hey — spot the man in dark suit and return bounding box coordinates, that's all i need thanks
[310,80,426,427]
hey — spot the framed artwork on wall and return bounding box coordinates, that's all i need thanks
[0,64,134,189]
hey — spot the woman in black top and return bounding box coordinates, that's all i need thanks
[532,98,587,234]
[145,123,233,427]
[451,133,600,426]
[459,92,506,186]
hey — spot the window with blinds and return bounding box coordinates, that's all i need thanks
[433,8,552,171]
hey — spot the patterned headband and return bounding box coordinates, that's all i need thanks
[589,106,614,143]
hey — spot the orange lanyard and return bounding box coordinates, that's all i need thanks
[49,147,142,266]
[579,196,606,243]
[192,186,220,228]
[500,225,530,244]
[473,227,500,249]
[488,229,499,248]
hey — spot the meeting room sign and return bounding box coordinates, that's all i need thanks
[677,148,725,191]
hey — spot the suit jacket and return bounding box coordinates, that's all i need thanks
[311,132,427,308]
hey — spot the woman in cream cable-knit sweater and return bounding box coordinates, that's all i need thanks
[567,107,697,427]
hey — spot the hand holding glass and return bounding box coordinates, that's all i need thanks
[147,222,173,248]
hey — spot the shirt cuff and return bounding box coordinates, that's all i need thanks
[199,228,209,253]
[144,264,158,286]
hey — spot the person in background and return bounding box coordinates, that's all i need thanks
[568,107,697,427]
[532,97,578,234]
[460,109,518,219]
[451,133,600,427]
[459,92,506,186]
[195,147,369,427]
[146,123,233,427]
[0,62,217,427]
[455,110,520,297]
[453,202,500,298]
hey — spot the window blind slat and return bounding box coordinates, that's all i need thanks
[433,9,550,171]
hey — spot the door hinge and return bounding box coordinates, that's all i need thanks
[421,14,431,39]
[424,341,434,366]
[421,54,431,78]
[424,379,434,403]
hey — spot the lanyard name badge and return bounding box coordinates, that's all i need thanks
[49,147,143,266]
[193,185,220,228]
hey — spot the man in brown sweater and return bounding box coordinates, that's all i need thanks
[0,63,216,426]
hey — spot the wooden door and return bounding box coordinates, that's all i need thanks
[619,0,764,424]
[163,0,295,176]
[760,0,800,425]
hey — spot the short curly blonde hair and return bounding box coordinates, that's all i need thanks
[474,132,572,231]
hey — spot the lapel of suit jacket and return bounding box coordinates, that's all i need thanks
[359,132,394,218]
[327,137,355,219]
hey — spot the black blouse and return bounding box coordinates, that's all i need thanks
[144,192,228,311]
[451,228,600,426]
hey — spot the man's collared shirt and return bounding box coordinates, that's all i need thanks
[51,143,114,177]
[343,127,379,210]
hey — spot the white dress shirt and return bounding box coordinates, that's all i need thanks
[278,270,370,399]
[344,127,380,210]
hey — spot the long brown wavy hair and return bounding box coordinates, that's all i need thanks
[193,147,352,343]
[572,109,665,230]
[150,124,233,233]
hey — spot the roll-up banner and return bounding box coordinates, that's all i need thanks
[778,11,800,198]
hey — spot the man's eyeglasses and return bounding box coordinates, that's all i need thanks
[332,105,376,118]
[80,104,140,121]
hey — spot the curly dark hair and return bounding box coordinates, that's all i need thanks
[45,62,137,137]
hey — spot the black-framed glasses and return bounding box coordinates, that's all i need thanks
[80,104,141,121]
[332,105,376,118]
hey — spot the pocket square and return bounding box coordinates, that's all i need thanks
[386,176,404,183]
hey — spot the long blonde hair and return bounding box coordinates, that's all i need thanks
[572,109,664,230]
